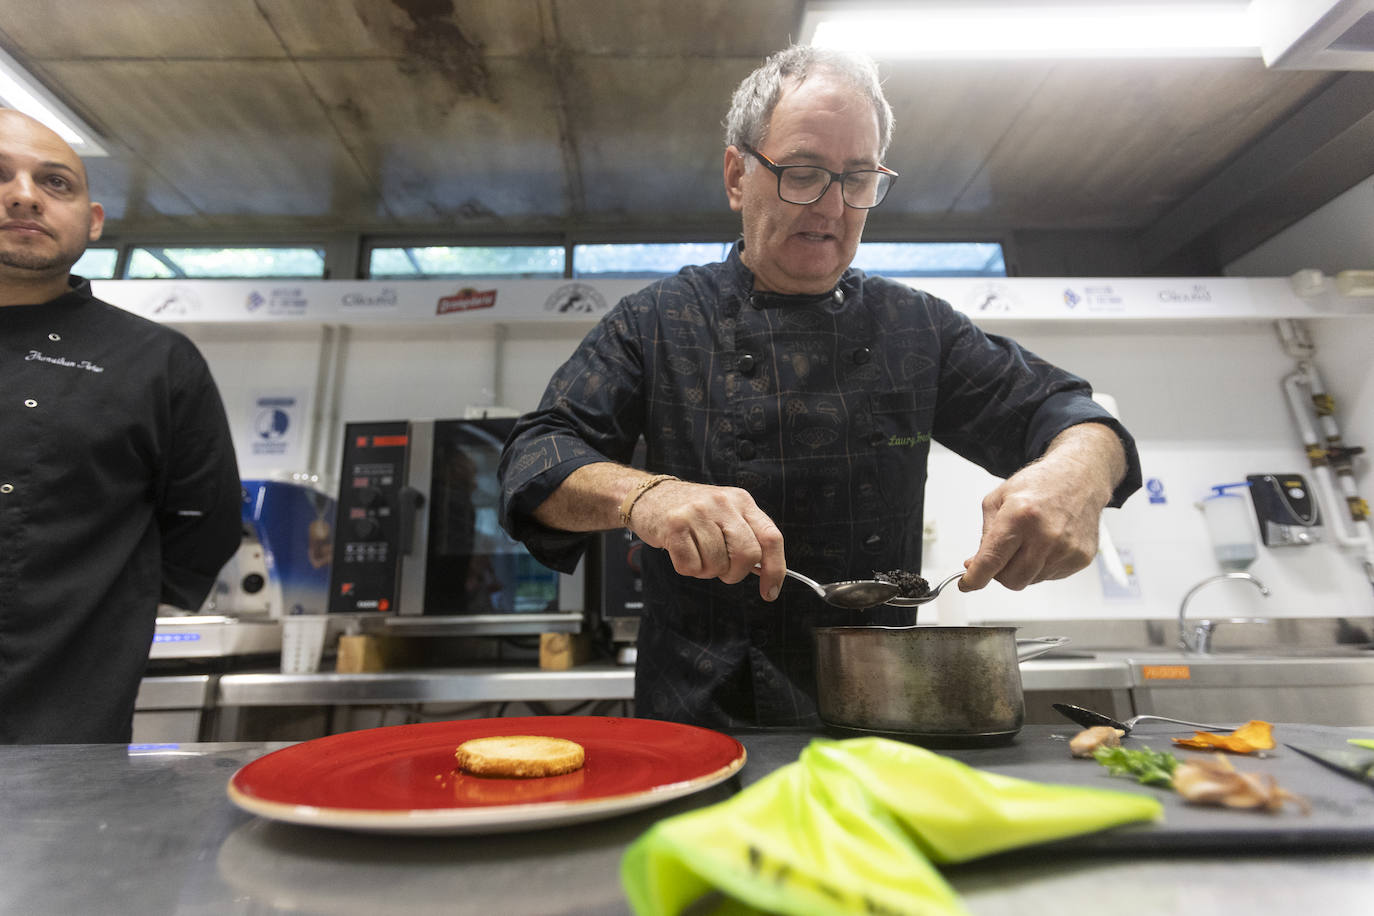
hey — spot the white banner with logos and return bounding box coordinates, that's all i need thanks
[86,274,1361,327]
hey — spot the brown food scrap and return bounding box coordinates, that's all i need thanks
[1172,754,1309,815]
[1172,720,1276,754]
[1070,726,1126,758]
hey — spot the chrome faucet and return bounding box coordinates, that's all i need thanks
[1177,572,1270,654]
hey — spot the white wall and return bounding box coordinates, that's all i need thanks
[917,319,1373,625]
[1218,172,1373,486]
[189,324,330,480]
[180,309,1374,627]
[1225,175,1374,277]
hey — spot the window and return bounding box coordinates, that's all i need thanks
[125,247,326,279]
[852,242,1005,277]
[72,247,118,279]
[572,242,735,278]
[368,245,564,279]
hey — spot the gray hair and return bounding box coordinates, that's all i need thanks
[724,45,895,159]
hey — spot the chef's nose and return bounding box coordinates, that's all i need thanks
[808,177,846,217]
[3,171,42,212]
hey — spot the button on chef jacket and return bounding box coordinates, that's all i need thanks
[500,243,1141,729]
[0,277,241,743]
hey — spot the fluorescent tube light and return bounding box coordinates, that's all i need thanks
[802,2,1261,59]
[0,44,107,156]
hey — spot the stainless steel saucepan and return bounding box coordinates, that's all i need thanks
[813,626,1070,747]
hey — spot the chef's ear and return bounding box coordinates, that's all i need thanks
[724,146,747,213]
[87,201,105,242]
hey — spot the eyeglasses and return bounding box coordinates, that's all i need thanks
[741,144,897,210]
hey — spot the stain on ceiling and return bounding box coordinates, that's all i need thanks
[3,0,1372,273]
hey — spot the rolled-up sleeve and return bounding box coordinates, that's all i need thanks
[499,300,648,572]
[1025,392,1141,508]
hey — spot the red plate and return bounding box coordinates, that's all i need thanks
[227,716,746,834]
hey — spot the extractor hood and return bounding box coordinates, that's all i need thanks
[1252,0,1374,70]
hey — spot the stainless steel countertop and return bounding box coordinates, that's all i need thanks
[207,658,1133,707]
[215,663,637,706]
[1077,649,1374,688]
[3,727,1372,915]
[134,674,214,709]
[132,651,1374,715]
[1019,655,1133,690]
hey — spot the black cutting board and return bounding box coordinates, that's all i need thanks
[734,724,1374,852]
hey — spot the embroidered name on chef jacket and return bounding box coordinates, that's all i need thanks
[25,349,105,373]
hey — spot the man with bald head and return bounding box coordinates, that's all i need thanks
[1,109,241,743]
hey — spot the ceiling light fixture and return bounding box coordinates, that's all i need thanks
[0,44,107,156]
[801,1,1261,60]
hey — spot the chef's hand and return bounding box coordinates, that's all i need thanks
[629,479,787,601]
[960,422,1127,592]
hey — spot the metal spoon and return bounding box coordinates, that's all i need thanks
[756,567,900,609]
[1052,702,1227,735]
[883,570,965,607]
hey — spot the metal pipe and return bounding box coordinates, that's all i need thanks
[493,322,508,409]
[318,324,350,495]
[1282,364,1373,557]
[305,324,338,482]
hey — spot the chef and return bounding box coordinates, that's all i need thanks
[0,109,241,743]
[498,45,1141,729]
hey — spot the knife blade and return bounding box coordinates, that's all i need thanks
[1285,744,1374,788]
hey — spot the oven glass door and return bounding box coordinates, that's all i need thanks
[423,418,559,615]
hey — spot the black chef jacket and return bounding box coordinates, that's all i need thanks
[0,277,241,743]
[500,244,1141,728]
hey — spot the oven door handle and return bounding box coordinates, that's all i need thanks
[397,486,425,555]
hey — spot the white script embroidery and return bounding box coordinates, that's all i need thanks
[25,350,105,373]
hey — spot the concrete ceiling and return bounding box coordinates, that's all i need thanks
[4,0,1373,274]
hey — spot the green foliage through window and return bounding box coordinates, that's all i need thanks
[126,247,326,279]
[369,245,564,279]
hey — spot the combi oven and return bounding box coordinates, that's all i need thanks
[327,417,583,635]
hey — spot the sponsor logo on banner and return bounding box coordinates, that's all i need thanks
[246,287,308,317]
[1077,287,1121,311]
[964,282,1014,313]
[1158,283,1212,303]
[544,282,608,314]
[1070,284,1124,312]
[341,288,399,310]
[437,288,498,314]
[146,285,202,317]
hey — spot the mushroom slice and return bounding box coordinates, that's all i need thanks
[1070,726,1126,758]
[1173,754,1309,814]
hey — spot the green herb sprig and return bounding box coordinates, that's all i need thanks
[1092,745,1179,787]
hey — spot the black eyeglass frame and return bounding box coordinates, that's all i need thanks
[740,144,898,209]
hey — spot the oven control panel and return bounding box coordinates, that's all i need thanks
[328,421,411,613]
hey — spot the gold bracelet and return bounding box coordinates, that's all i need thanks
[618,474,678,529]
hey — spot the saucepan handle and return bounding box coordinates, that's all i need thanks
[1015,635,1071,662]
